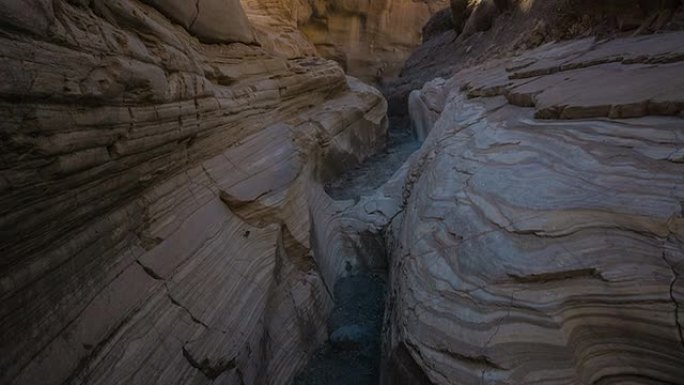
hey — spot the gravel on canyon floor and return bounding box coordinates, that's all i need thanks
[296,124,419,384]
[325,127,419,201]
[293,273,387,385]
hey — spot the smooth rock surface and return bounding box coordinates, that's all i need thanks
[330,323,375,350]
[143,0,256,43]
[384,30,684,384]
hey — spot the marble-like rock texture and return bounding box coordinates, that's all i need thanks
[385,30,684,384]
[0,1,387,385]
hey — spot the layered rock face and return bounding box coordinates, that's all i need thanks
[240,0,318,58]
[0,1,387,385]
[240,0,449,82]
[386,0,684,118]
[3,1,684,385]
[382,31,684,384]
[297,0,449,82]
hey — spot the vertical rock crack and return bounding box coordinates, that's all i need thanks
[661,252,684,351]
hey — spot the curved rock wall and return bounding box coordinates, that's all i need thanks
[383,31,684,384]
[386,0,684,119]
[0,1,386,385]
[298,0,449,82]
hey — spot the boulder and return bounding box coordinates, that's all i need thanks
[329,323,375,350]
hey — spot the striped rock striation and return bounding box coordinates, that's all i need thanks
[0,1,387,385]
[239,0,449,82]
[382,30,684,384]
[297,0,450,83]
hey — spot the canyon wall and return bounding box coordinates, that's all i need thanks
[0,1,387,385]
[240,0,449,82]
[298,0,450,82]
[386,0,684,118]
[381,29,684,385]
[3,1,684,385]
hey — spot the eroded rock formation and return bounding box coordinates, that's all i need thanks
[239,0,449,82]
[0,1,387,385]
[240,0,318,58]
[297,0,450,82]
[381,30,684,384]
[386,0,684,119]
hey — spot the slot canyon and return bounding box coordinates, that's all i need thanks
[1,0,683,384]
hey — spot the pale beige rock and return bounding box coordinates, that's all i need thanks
[297,0,449,82]
[240,0,318,58]
[383,30,684,385]
[239,0,450,81]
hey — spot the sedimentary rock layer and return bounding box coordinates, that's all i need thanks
[0,1,387,385]
[240,0,318,58]
[386,0,684,118]
[298,0,449,82]
[241,0,449,82]
[383,30,684,384]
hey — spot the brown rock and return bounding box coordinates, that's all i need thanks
[0,0,54,36]
[298,0,450,82]
[450,0,470,32]
[462,0,500,36]
[240,0,318,58]
[0,2,386,385]
[143,0,256,43]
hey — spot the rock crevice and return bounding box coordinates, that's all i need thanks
[662,251,684,350]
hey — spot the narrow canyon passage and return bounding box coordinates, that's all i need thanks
[2,1,684,385]
[325,127,420,201]
[293,273,386,385]
[295,125,420,384]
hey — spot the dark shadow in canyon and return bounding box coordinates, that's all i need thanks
[293,272,386,385]
[298,109,420,384]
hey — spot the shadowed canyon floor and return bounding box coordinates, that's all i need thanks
[296,125,420,384]
[293,273,386,385]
